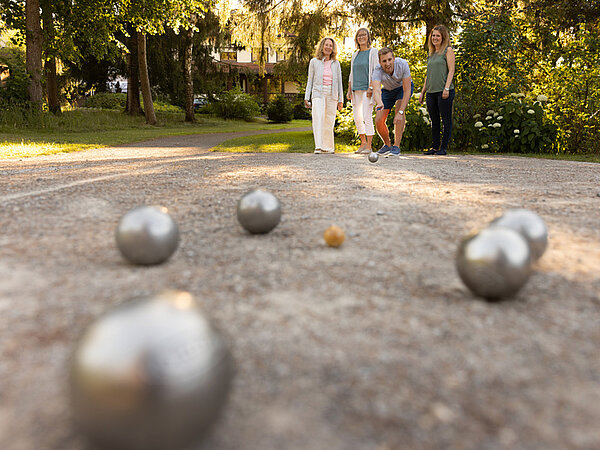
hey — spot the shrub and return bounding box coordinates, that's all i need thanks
[0,46,28,104]
[334,96,431,151]
[334,104,359,144]
[266,95,294,123]
[292,100,311,120]
[211,87,260,121]
[471,95,557,154]
[85,93,126,110]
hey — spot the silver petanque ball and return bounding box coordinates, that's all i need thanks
[70,290,234,450]
[236,189,281,234]
[489,208,548,261]
[116,206,179,265]
[456,227,532,301]
[368,152,379,163]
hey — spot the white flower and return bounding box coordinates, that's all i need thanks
[488,124,493,127]
[486,110,495,115]
[514,129,520,134]
[473,114,481,119]
[485,116,492,120]
[497,116,503,120]
[493,123,501,128]
[527,109,535,114]
[510,93,519,98]
[474,121,483,128]
[481,144,489,149]
[419,107,428,115]
[493,112,498,117]
[516,93,525,98]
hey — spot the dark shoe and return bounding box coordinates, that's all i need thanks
[377,145,391,156]
[423,148,437,155]
[390,146,401,156]
[435,149,447,155]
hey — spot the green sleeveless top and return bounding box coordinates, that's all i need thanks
[425,47,454,93]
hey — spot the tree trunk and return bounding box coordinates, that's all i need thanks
[25,0,43,107]
[183,26,195,123]
[45,57,60,114]
[42,4,60,114]
[137,32,156,125]
[126,24,142,115]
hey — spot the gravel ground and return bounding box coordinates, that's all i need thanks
[0,130,599,450]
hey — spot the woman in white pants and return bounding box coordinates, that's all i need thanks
[304,37,344,154]
[347,28,379,154]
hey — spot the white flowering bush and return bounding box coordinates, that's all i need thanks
[471,94,557,153]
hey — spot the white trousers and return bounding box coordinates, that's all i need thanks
[311,85,337,152]
[351,90,375,136]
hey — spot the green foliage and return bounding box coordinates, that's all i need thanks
[0,45,28,104]
[334,104,359,144]
[470,95,557,154]
[84,93,127,109]
[454,5,600,155]
[335,97,431,151]
[211,87,261,120]
[399,99,431,151]
[266,94,293,123]
[292,100,311,120]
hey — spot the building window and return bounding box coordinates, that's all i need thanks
[220,51,237,61]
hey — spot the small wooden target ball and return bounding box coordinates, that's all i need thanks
[323,225,345,247]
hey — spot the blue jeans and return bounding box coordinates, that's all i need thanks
[426,89,455,151]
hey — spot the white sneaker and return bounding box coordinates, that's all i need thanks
[314,149,322,154]
[321,148,335,154]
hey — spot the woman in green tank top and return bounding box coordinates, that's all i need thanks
[418,25,456,156]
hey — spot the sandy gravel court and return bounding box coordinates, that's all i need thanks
[0,129,599,449]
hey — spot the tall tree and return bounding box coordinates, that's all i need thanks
[25,0,42,106]
[226,0,349,73]
[353,0,474,46]
[183,24,195,122]
[137,31,156,124]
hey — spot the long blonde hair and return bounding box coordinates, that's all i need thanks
[428,25,450,56]
[315,37,338,60]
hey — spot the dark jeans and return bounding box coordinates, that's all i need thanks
[426,89,455,151]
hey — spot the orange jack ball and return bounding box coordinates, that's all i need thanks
[323,225,345,247]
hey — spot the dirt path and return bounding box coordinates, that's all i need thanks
[1,130,599,449]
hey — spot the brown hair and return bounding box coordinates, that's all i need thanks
[315,37,338,60]
[378,47,394,60]
[354,28,372,49]
[428,25,450,56]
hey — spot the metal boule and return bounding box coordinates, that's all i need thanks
[115,206,179,265]
[368,152,379,163]
[456,227,532,301]
[70,290,234,450]
[236,189,281,234]
[489,208,548,260]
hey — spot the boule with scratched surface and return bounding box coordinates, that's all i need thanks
[236,189,282,234]
[489,208,548,261]
[115,206,179,265]
[70,290,234,450]
[456,227,532,300]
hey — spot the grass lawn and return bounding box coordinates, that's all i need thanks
[215,130,600,163]
[213,130,355,153]
[0,109,311,159]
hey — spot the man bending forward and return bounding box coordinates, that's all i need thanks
[371,47,413,156]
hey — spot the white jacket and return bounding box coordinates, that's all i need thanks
[304,58,344,102]
[348,47,379,90]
